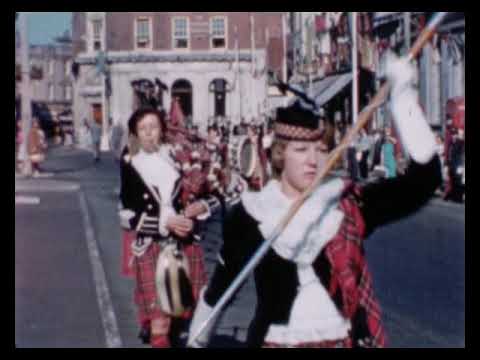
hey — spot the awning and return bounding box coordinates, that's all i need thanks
[312,73,352,107]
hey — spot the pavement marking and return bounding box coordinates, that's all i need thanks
[78,190,123,348]
[15,182,80,193]
[15,195,40,205]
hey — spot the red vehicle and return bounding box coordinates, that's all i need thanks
[444,97,465,202]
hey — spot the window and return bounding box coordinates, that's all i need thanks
[65,85,72,101]
[49,60,54,76]
[92,19,103,51]
[49,84,55,100]
[210,17,226,49]
[173,17,189,49]
[136,17,152,49]
[65,60,71,76]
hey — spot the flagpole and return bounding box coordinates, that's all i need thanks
[352,12,359,125]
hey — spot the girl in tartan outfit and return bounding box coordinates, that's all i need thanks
[188,53,442,348]
[119,107,220,347]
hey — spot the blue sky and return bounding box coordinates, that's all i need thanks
[21,12,72,45]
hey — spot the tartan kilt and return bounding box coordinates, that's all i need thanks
[263,336,353,348]
[121,230,136,279]
[133,240,207,325]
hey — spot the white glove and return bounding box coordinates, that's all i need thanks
[119,209,136,229]
[385,51,416,98]
[187,287,217,348]
[385,52,436,165]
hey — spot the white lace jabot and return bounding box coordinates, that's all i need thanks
[131,146,179,205]
[241,178,345,265]
[241,179,351,345]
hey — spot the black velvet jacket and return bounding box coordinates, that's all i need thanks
[119,146,221,241]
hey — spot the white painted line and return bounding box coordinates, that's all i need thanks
[15,183,80,193]
[15,196,40,205]
[78,190,123,348]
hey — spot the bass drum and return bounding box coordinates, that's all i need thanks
[228,135,257,178]
[155,242,194,317]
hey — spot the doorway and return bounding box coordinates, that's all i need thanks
[171,79,193,119]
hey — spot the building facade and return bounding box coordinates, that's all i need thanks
[72,12,288,146]
[287,12,465,134]
[15,32,74,119]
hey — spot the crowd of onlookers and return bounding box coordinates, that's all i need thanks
[15,109,465,203]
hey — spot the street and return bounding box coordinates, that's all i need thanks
[15,145,465,348]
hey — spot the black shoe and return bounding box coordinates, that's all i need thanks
[138,326,151,345]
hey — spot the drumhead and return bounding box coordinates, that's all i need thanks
[228,135,257,178]
[238,137,256,178]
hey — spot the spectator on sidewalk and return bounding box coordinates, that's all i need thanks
[16,121,23,172]
[357,128,372,181]
[188,52,442,348]
[119,107,219,348]
[445,128,465,202]
[110,121,125,162]
[27,118,48,177]
[90,119,102,163]
[369,130,383,173]
[346,124,360,181]
[434,133,447,194]
[381,126,397,179]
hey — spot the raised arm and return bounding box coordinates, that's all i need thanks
[360,52,442,235]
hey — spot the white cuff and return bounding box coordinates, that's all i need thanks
[159,205,176,237]
[390,88,437,164]
[119,209,135,229]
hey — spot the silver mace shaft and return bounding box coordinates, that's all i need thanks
[189,11,450,346]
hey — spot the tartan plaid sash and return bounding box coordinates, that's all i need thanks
[321,182,386,348]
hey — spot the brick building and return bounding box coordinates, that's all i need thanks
[72,12,288,147]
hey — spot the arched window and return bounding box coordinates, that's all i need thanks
[209,78,227,117]
[171,79,193,118]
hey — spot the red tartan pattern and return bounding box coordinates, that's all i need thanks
[263,336,353,348]
[133,241,207,325]
[121,230,136,278]
[323,182,386,347]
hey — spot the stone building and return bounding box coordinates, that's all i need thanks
[71,12,288,147]
[15,31,73,118]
